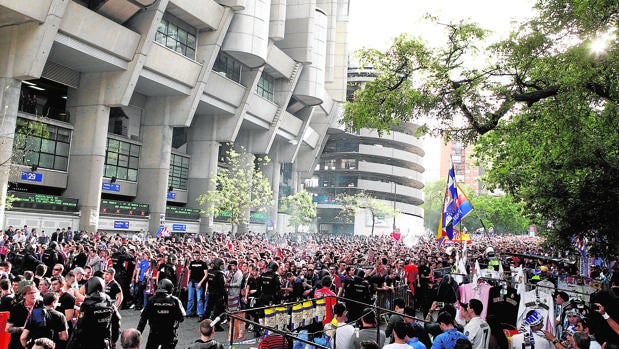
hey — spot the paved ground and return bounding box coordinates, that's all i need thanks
[118,308,256,349]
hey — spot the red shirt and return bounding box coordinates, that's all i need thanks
[404,264,418,294]
[314,287,336,324]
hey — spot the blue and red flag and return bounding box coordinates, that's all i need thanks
[437,161,474,244]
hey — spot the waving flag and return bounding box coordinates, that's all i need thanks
[437,161,474,243]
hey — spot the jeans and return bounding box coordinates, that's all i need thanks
[187,280,204,316]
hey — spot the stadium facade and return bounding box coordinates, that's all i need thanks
[0,0,350,235]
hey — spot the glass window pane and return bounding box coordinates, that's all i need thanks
[57,128,70,142]
[167,23,177,38]
[158,20,168,34]
[187,34,196,48]
[129,156,139,169]
[56,142,69,156]
[104,165,116,178]
[118,154,129,167]
[186,47,195,59]
[175,45,184,54]
[53,156,68,171]
[24,152,39,166]
[178,29,187,44]
[39,153,54,168]
[106,152,118,165]
[25,136,41,152]
[130,144,140,156]
[182,157,189,167]
[166,36,176,50]
[107,139,119,152]
[128,169,138,182]
[118,142,130,155]
[155,32,166,45]
[40,139,55,153]
[117,167,128,180]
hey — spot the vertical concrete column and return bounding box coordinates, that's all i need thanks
[265,153,281,233]
[135,100,174,233]
[64,83,110,232]
[0,78,21,228]
[186,116,220,234]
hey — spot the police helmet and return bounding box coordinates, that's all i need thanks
[156,278,174,294]
[49,241,58,249]
[485,247,495,256]
[119,246,128,254]
[356,269,365,278]
[169,254,177,262]
[213,258,224,270]
[268,261,279,272]
[85,276,105,296]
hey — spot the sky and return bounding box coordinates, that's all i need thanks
[346,0,537,182]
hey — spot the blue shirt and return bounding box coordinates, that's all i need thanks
[431,328,468,349]
[138,259,150,281]
[407,338,426,349]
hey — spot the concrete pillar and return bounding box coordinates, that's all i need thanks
[186,116,220,234]
[135,99,174,233]
[265,155,281,233]
[0,78,21,228]
[64,81,110,232]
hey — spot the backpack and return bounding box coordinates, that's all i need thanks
[25,308,54,344]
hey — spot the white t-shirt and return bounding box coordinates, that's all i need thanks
[332,323,354,349]
[383,343,413,349]
[510,332,553,349]
[464,316,490,349]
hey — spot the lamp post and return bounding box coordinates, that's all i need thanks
[392,182,397,231]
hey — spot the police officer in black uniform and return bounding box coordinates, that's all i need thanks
[68,276,121,349]
[137,278,185,349]
[201,258,226,328]
[258,261,282,307]
[111,247,135,309]
[22,245,40,275]
[42,241,64,277]
[156,254,177,289]
[344,269,372,325]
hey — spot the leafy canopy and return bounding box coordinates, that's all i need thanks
[197,146,273,234]
[280,190,317,233]
[346,0,619,251]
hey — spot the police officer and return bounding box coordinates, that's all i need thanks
[137,279,185,349]
[201,258,226,327]
[258,261,282,306]
[344,269,372,325]
[42,242,64,277]
[111,247,135,309]
[156,254,177,289]
[68,276,121,349]
[22,244,40,275]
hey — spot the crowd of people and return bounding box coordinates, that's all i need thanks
[0,224,617,349]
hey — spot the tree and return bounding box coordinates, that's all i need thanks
[344,0,619,250]
[422,178,446,232]
[336,192,398,236]
[280,190,317,233]
[197,145,273,235]
[423,179,530,235]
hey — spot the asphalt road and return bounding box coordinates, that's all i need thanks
[118,308,256,349]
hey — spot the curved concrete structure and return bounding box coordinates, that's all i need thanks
[222,0,271,68]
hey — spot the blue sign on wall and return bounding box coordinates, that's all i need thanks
[102,182,121,192]
[21,172,43,182]
[114,220,130,229]
[167,192,176,199]
[172,224,186,231]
